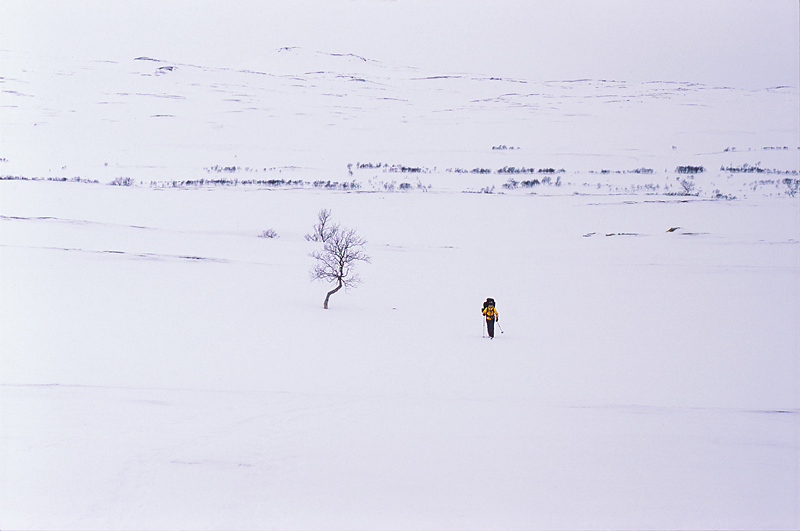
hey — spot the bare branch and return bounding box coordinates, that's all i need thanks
[304,208,337,242]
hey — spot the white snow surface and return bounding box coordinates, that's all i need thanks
[1,49,799,530]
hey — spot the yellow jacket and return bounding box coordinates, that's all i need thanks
[482,306,499,321]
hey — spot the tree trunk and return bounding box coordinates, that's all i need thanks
[323,279,343,309]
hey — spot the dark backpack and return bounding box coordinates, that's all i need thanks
[483,298,495,310]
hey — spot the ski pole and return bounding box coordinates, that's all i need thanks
[496,321,504,334]
[482,318,486,337]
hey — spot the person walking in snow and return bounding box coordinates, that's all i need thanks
[482,298,499,339]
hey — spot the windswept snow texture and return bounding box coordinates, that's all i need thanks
[1,48,798,182]
[1,49,799,530]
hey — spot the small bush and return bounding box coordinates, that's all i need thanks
[259,229,279,239]
[783,178,799,197]
[110,177,135,186]
[713,189,736,200]
[312,180,360,190]
[498,166,536,174]
[502,178,519,189]
[387,165,423,173]
[205,165,240,173]
[676,166,704,174]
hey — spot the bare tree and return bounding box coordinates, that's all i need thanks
[310,226,370,309]
[784,178,799,197]
[304,208,337,242]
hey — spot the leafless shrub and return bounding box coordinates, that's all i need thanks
[676,166,704,174]
[109,177,135,186]
[679,179,696,195]
[784,178,799,197]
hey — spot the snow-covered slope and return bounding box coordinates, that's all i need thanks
[2,48,797,183]
[1,49,798,530]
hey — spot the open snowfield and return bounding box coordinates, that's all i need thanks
[2,176,799,530]
[1,26,800,531]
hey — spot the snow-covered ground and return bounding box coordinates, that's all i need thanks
[1,47,799,530]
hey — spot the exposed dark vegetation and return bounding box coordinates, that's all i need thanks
[5,156,799,198]
[783,178,799,196]
[502,176,561,189]
[0,175,99,183]
[663,178,697,196]
[348,162,429,174]
[387,165,425,173]
[498,167,560,174]
[721,163,799,175]
[150,178,305,188]
[589,168,654,174]
[204,165,304,174]
[723,146,792,152]
[447,167,493,174]
[312,180,360,190]
[713,190,736,200]
[676,166,705,174]
[744,178,800,196]
[351,163,568,176]
[205,165,242,173]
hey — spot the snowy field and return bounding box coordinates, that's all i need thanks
[1,46,799,530]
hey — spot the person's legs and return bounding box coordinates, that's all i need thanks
[486,318,494,338]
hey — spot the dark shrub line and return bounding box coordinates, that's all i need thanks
[0,175,100,183]
[676,166,704,174]
[721,163,798,175]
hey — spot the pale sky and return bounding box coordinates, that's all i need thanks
[1,0,798,89]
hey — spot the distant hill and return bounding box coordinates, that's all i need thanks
[0,48,797,181]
